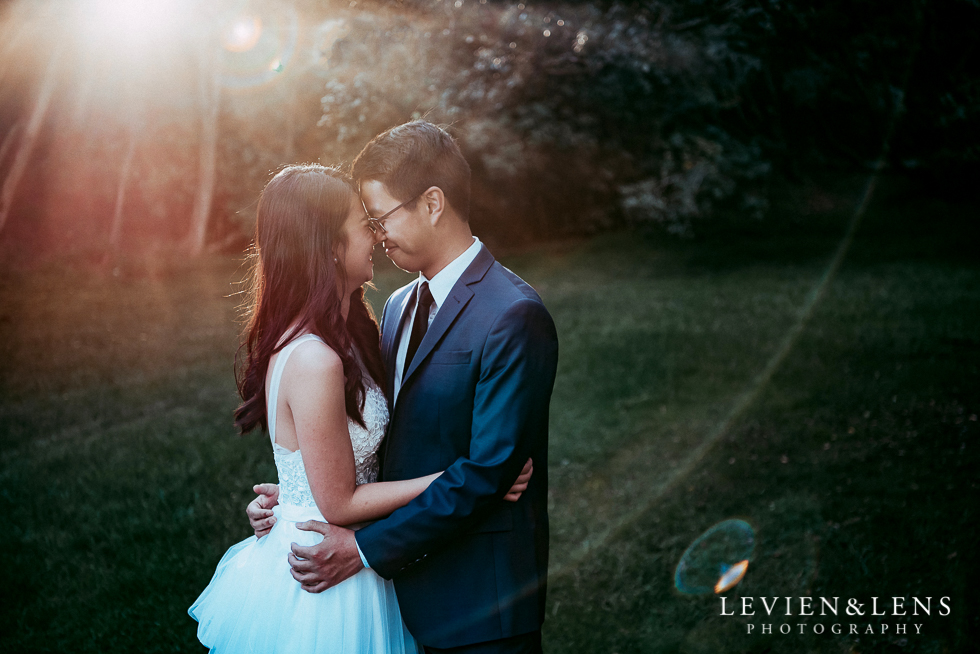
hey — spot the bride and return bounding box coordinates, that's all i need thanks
[188,164,531,653]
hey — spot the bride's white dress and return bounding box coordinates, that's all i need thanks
[189,334,418,653]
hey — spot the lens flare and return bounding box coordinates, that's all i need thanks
[218,6,298,89]
[674,519,755,595]
[222,16,262,53]
[714,559,749,593]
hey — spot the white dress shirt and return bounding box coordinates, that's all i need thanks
[356,236,481,569]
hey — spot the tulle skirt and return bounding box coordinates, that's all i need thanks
[189,504,418,654]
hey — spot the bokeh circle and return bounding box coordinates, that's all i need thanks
[674,519,756,595]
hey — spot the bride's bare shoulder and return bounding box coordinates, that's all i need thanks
[288,337,343,378]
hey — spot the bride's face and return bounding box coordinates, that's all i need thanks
[339,196,381,293]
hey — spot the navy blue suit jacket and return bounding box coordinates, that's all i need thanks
[354,245,558,649]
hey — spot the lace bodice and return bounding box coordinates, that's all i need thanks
[268,334,389,509]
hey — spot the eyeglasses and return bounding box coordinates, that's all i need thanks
[363,192,424,235]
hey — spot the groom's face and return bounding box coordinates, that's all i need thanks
[360,179,431,274]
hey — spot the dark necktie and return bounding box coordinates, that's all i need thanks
[405,281,434,371]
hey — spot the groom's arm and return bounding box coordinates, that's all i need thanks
[354,297,558,579]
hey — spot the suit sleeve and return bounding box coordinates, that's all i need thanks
[355,297,558,578]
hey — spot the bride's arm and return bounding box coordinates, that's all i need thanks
[287,343,441,526]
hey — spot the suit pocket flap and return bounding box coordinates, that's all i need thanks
[467,507,513,533]
[430,350,471,365]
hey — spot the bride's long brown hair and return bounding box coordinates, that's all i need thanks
[234,164,385,435]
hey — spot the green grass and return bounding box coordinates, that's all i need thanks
[1,174,977,652]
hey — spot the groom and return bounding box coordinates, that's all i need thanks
[248,121,559,653]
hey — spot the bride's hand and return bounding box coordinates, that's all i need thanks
[503,458,533,502]
[247,483,280,538]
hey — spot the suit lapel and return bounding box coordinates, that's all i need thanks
[379,284,414,477]
[401,286,473,385]
[400,245,495,387]
[382,284,415,408]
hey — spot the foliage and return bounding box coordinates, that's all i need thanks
[620,129,770,236]
[679,0,980,176]
[315,1,772,238]
[310,0,978,237]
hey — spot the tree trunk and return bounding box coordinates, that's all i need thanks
[186,43,221,257]
[0,1,34,87]
[0,44,61,235]
[284,85,296,162]
[70,50,98,127]
[0,122,22,167]
[108,126,139,250]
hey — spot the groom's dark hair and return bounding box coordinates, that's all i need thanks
[352,121,472,222]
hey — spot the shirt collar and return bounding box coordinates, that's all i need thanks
[420,237,481,310]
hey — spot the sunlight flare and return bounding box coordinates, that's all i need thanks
[78,0,188,50]
[221,15,262,53]
[218,5,298,89]
[714,559,749,594]
[674,520,755,595]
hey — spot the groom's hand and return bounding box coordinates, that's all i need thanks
[247,483,280,538]
[288,521,364,593]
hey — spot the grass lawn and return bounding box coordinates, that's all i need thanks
[1,173,977,652]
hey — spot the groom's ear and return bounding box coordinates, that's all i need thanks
[422,186,446,227]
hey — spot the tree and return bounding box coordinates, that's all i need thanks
[185,33,221,257]
[0,42,61,235]
[108,118,140,251]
